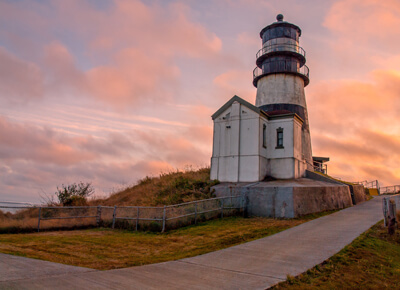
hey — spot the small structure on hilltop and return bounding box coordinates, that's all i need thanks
[210,15,366,217]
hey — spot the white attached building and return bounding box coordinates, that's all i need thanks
[210,95,307,182]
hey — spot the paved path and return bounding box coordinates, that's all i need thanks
[0,254,95,284]
[0,196,384,289]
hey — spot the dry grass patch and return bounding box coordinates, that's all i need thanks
[93,167,218,207]
[0,213,333,270]
[272,221,400,289]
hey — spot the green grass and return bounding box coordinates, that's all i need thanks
[272,221,400,289]
[0,212,334,270]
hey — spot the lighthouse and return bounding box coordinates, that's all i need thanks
[254,14,313,170]
[210,15,313,182]
[210,15,366,217]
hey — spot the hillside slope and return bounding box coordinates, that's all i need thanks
[92,167,219,206]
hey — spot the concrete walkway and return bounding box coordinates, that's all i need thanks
[0,196,384,290]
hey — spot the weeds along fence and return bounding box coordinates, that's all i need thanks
[0,196,245,233]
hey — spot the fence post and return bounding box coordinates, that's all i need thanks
[389,200,397,221]
[112,206,117,229]
[136,207,139,231]
[194,201,198,224]
[221,198,224,218]
[377,180,380,195]
[383,198,388,226]
[96,205,102,227]
[242,195,245,217]
[37,207,42,232]
[162,206,166,233]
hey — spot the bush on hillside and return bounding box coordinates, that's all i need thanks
[55,182,94,206]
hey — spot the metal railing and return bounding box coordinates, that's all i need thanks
[311,161,328,175]
[354,180,379,189]
[253,63,309,81]
[0,201,37,206]
[0,196,245,233]
[256,43,306,60]
[306,160,328,175]
[380,185,400,195]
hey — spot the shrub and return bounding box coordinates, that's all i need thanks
[55,182,94,206]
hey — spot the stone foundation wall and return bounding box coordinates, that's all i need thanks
[245,186,294,218]
[212,181,354,218]
[305,170,367,205]
[292,186,352,217]
[349,184,367,204]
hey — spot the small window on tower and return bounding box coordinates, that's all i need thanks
[262,124,267,148]
[276,127,284,149]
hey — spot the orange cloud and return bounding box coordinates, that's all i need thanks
[324,0,400,42]
[87,48,180,107]
[323,0,400,68]
[308,69,400,185]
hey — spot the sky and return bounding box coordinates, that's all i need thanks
[1,0,400,203]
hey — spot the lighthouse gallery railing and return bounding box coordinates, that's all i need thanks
[256,43,306,60]
[253,62,309,80]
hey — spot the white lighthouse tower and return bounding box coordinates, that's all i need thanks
[254,13,313,169]
[210,15,312,181]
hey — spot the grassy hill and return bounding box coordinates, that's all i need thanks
[92,167,219,206]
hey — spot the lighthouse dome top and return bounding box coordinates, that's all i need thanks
[259,15,302,40]
[276,14,284,21]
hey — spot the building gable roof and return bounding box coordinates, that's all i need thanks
[211,95,265,120]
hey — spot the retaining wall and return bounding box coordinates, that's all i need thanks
[349,184,367,204]
[212,179,353,218]
[305,170,367,205]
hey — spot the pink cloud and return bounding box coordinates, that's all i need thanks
[213,70,256,103]
[0,114,212,201]
[0,0,223,108]
[0,47,44,103]
[0,117,96,166]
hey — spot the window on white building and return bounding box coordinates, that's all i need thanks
[276,127,284,148]
[262,124,267,148]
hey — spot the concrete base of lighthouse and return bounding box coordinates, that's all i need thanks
[212,171,367,218]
